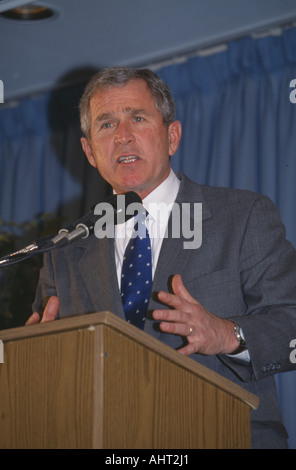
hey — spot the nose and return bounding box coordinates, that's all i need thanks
[114,122,134,145]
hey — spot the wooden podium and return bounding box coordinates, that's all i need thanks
[0,312,258,449]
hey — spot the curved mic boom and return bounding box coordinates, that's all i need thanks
[0,192,142,267]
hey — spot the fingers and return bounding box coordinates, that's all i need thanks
[25,296,59,326]
[153,274,198,338]
[157,274,198,309]
[153,308,193,337]
[153,274,227,356]
[153,274,239,356]
[154,273,198,321]
[25,312,41,326]
[41,296,59,323]
[178,342,198,356]
[171,274,198,304]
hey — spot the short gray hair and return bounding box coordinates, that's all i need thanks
[79,66,176,139]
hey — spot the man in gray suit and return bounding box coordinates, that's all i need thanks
[28,67,296,449]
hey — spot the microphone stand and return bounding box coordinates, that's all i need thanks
[0,192,142,268]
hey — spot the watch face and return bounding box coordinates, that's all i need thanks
[234,324,246,346]
[231,323,247,354]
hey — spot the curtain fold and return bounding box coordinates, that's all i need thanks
[0,26,296,447]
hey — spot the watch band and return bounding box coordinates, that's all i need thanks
[232,322,247,354]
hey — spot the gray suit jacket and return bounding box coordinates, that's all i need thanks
[33,173,296,448]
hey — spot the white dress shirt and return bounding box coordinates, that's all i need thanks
[114,169,180,288]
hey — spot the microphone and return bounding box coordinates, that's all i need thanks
[64,191,142,244]
[0,227,75,268]
[0,192,142,267]
[0,221,77,268]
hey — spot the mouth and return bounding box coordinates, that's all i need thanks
[117,155,139,164]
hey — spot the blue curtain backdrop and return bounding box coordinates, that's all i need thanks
[0,27,296,447]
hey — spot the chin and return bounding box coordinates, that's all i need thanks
[117,178,147,195]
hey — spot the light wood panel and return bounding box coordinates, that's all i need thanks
[0,312,258,449]
[100,326,251,448]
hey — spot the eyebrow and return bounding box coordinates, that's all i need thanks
[95,108,149,123]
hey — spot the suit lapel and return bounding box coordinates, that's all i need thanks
[76,235,125,320]
[144,173,212,338]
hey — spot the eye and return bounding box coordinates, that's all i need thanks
[134,116,144,122]
[102,122,113,129]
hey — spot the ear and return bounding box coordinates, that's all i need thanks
[81,137,97,168]
[168,121,182,156]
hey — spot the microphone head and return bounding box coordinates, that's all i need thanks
[124,191,142,205]
[65,191,144,243]
[104,191,143,224]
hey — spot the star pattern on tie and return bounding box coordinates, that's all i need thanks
[120,211,152,329]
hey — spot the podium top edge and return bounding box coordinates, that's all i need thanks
[0,311,115,341]
[0,311,259,410]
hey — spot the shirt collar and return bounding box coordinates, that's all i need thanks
[116,168,180,232]
[142,169,180,223]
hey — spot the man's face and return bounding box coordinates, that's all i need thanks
[81,79,181,199]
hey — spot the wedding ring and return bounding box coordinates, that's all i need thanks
[188,326,193,336]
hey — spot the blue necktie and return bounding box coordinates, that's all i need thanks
[120,211,152,329]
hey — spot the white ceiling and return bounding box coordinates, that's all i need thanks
[1,0,296,101]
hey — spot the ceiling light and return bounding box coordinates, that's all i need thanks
[0,3,55,20]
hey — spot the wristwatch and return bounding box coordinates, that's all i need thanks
[233,322,247,354]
